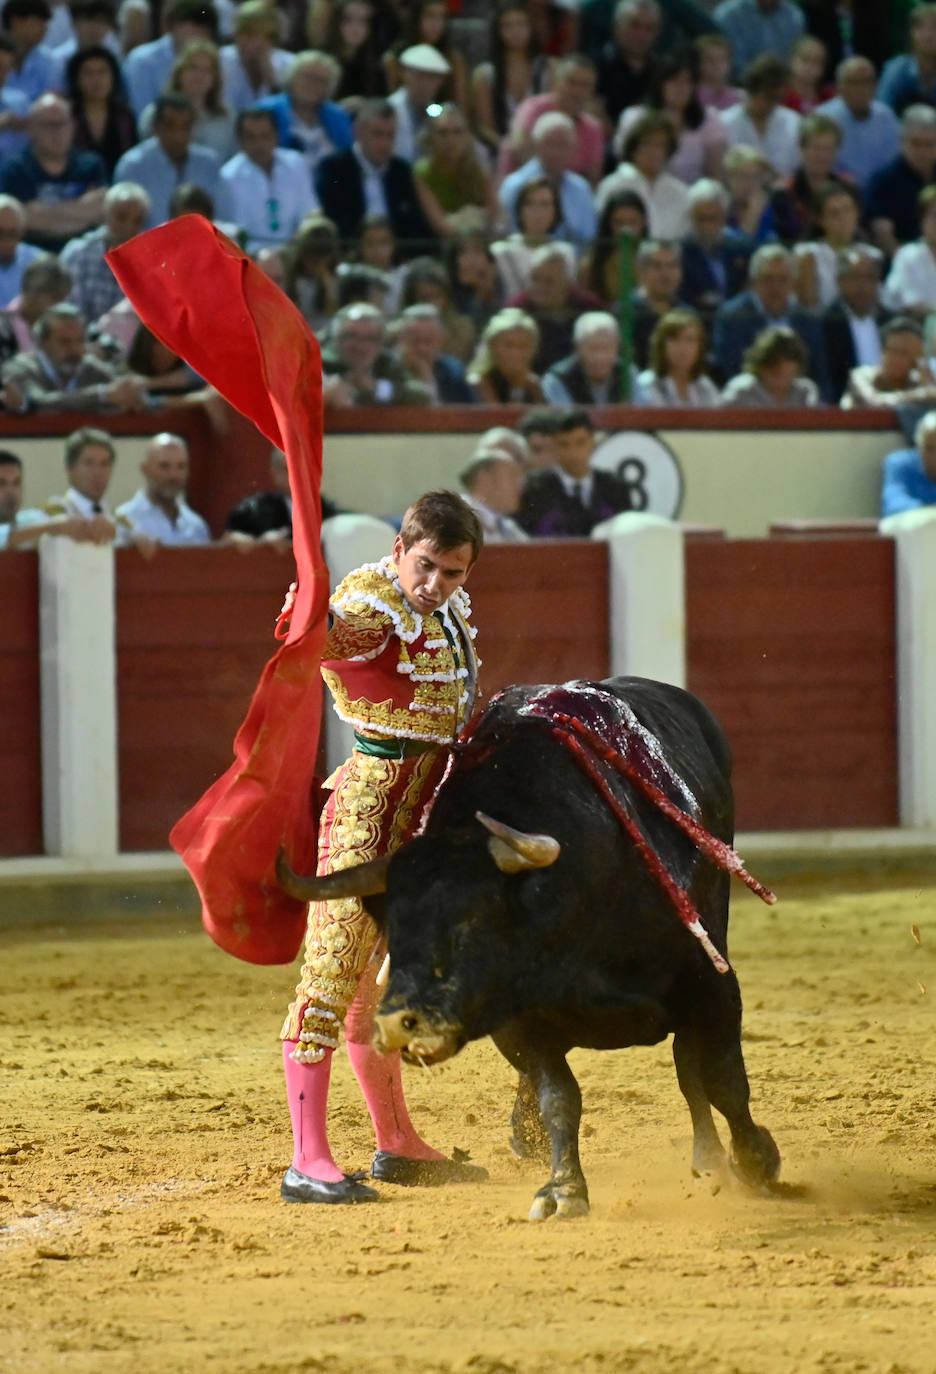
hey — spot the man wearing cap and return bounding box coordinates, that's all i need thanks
[388,43,451,163]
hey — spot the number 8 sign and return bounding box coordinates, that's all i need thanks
[590,430,685,519]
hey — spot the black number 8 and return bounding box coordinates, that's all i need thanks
[615,457,649,510]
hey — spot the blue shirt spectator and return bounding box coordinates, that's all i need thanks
[815,90,902,191]
[0,95,108,254]
[712,0,805,78]
[878,6,936,117]
[881,428,936,516]
[499,157,597,249]
[865,106,936,253]
[113,96,224,228]
[120,0,220,118]
[0,194,41,306]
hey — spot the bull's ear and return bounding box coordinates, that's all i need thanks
[477,812,560,873]
[276,848,390,901]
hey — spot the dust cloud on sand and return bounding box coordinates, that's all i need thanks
[2,869,935,1374]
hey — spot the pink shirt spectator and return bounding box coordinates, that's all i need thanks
[505,94,604,182]
[2,297,36,354]
[698,83,743,111]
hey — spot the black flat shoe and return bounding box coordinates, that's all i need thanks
[281,1166,380,1204]
[370,1149,488,1187]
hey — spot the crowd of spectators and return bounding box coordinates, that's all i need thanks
[4,0,936,523]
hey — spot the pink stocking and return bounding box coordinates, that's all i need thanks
[282,1041,345,1182]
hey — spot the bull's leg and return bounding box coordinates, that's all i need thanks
[509,1073,551,1164]
[672,1027,728,1178]
[690,978,780,1189]
[493,1028,589,1220]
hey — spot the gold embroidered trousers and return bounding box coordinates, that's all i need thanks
[281,750,440,1062]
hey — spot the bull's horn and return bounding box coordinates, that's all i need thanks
[276,848,391,901]
[475,811,560,873]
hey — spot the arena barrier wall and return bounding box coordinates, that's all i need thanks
[2,513,932,860]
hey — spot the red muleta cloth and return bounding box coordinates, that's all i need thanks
[107,216,328,965]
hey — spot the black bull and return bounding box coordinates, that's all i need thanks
[278,677,780,1219]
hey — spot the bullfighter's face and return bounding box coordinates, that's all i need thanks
[392,535,473,616]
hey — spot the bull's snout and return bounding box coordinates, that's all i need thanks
[373,1007,460,1065]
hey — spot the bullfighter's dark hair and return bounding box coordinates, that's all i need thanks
[64,427,116,470]
[556,407,594,434]
[0,450,23,469]
[399,490,483,564]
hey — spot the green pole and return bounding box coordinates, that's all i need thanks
[617,229,636,402]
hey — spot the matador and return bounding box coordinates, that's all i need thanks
[280,490,489,1203]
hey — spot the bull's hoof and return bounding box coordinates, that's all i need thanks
[731,1125,781,1190]
[691,1139,729,1180]
[528,1185,589,1221]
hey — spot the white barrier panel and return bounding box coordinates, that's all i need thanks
[592,513,686,688]
[320,513,397,775]
[39,538,118,857]
[882,510,936,827]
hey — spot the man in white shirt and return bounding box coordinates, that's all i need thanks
[721,53,802,178]
[45,425,154,551]
[116,432,211,546]
[0,445,103,549]
[387,44,450,163]
[220,108,316,250]
[459,448,529,543]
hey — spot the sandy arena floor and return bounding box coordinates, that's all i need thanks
[2,867,935,1374]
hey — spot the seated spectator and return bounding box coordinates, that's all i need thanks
[401,253,475,361]
[499,110,599,251]
[113,93,224,229]
[220,109,316,251]
[821,245,889,402]
[0,92,107,253]
[793,182,871,309]
[0,32,30,166]
[122,0,220,119]
[881,409,936,515]
[517,405,635,537]
[783,34,832,114]
[543,309,639,405]
[629,237,686,369]
[595,0,661,127]
[283,215,340,333]
[879,4,936,119]
[506,52,604,185]
[466,306,544,404]
[125,316,203,396]
[413,104,495,240]
[65,43,136,175]
[597,112,691,241]
[0,193,41,307]
[316,98,433,249]
[882,186,936,318]
[613,52,728,185]
[719,324,820,407]
[1,0,62,106]
[352,214,405,314]
[867,105,936,257]
[219,0,291,112]
[394,302,476,403]
[816,57,902,193]
[335,261,391,315]
[680,178,751,320]
[138,39,236,162]
[769,113,850,244]
[694,32,742,111]
[507,242,604,373]
[444,230,505,340]
[0,300,147,411]
[713,0,805,79]
[321,301,430,406]
[712,243,826,392]
[254,50,352,181]
[471,0,552,154]
[167,179,239,240]
[44,424,152,549]
[225,446,299,549]
[459,448,528,543]
[115,432,211,545]
[579,188,648,304]
[0,446,106,549]
[60,180,149,321]
[841,316,936,409]
[722,55,802,179]
[383,0,469,112]
[491,176,576,297]
[387,42,451,163]
[49,0,122,65]
[475,423,530,469]
[515,406,560,468]
[323,0,388,109]
[722,142,776,245]
[1,250,71,359]
[639,307,720,405]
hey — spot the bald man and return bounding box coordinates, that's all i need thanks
[115,432,211,545]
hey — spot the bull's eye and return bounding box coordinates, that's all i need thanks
[401,1014,419,1032]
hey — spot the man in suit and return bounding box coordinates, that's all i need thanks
[315,98,434,252]
[680,178,752,322]
[517,407,634,538]
[821,246,890,403]
[712,243,828,395]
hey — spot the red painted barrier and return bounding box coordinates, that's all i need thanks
[0,552,42,856]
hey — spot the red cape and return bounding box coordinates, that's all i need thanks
[107,217,328,964]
